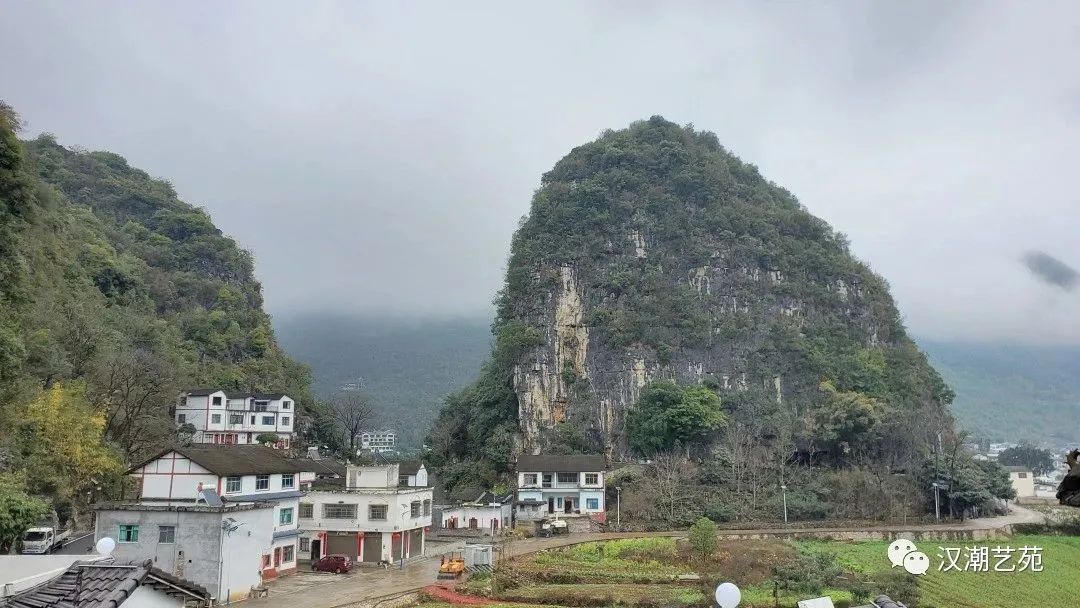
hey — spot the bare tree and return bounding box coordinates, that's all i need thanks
[650,451,695,522]
[326,392,375,454]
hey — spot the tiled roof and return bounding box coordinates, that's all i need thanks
[1,560,208,608]
[130,445,313,476]
[397,460,423,475]
[516,454,606,473]
[290,458,346,477]
[1003,465,1032,473]
[181,389,223,397]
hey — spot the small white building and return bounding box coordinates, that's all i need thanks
[1005,466,1037,499]
[299,462,432,564]
[515,455,607,523]
[128,445,314,581]
[1,559,209,608]
[359,430,397,454]
[174,389,296,448]
[440,491,514,532]
[94,502,273,603]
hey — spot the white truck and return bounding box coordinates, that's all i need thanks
[20,526,71,554]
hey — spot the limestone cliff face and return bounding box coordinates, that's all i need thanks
[496,117,948,459]
[431,117,950,478]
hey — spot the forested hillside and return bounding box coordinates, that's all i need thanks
[922,340,1080,444]
[276,313,491,448]
[0,102,310,534]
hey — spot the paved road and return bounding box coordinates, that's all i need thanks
[49,532,95,556]
[244,505,1046,608]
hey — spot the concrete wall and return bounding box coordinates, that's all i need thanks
[300,488,432,534]
[441,505,511,530]
[1010,472,1036,498]
[126,585,184,608]
[95,506,273,602]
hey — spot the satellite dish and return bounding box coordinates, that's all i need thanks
[714,582,741,608]
[96,537,116,556]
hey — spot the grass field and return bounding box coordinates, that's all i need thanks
[799,535,1080,608]
[438,535,1080,608]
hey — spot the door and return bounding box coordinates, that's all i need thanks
[408,529,423,558]
[391,533,403,563]
[310,539,321,561]
[273,547,282,567]
[362,533,382,562]
[547,497,554,513]
[326,533,357,559]
[564,497,573,514]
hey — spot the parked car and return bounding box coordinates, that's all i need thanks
[312,554,352,574]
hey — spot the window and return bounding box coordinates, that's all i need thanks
[283,401,291,410]
[119,525,139,543]
[1019,472,1028,478]
[368,504,387,520]
[256,475,270,490]
[229,414,243,425]
[177,414,186,424]
[281,416,290,426]
[262,416,275,425]
[423,500,431,516]
[300,537,310,552]
[279,507,294,524]
[410,501,421,517]
[557,472,578,484]
[225,476,242,493]
[212,396,222,405]
[250,415,256,424]
[323,504,357,519]
[211,414,221,424]
[586,498,599,510]
[158,526,175,544]
[542,474,553,488]
[299,503,313,518]
[584,473,599,485]
[282,545,294,562]
[262,555,271,568]
[399,475,410,487]
[523,473,537,485]
[254,402,269,412]
[282,474,295,489]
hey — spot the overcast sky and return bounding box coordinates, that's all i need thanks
[3,1,1078,344]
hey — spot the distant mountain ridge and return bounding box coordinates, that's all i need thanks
[921,339,1080,445]
[276,312,1080,450]
[275,312,492,448]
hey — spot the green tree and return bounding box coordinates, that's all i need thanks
[627,381,726,455]
[688,516,718,562]
[812,380,884,456]
[0,473,49,553]
[998,444,1055,477]
[255,433,280,446]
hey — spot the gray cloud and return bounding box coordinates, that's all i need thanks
[2,1,1079,343]
[1022,251,1078,291]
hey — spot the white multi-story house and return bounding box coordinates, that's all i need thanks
[298,462,432,564]
[515,454,606,522]
[174,389,296,448]
[128,445,314,580]
[359,430,397,453]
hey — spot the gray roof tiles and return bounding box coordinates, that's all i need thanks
[1,561,208,608]
[130,445,313,476]
[516,454,606,473]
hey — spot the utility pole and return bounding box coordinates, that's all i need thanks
[780,484,788,525]
[615,486,621,531]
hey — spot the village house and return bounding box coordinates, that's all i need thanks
[0,560,209,608]
[124,445,313,584]
[1005,465,1037,499]
[298,462,432,564]
[93,503,273,603]
[514,454,607,522]
[173,389,296,448]
[440,491,514,532]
